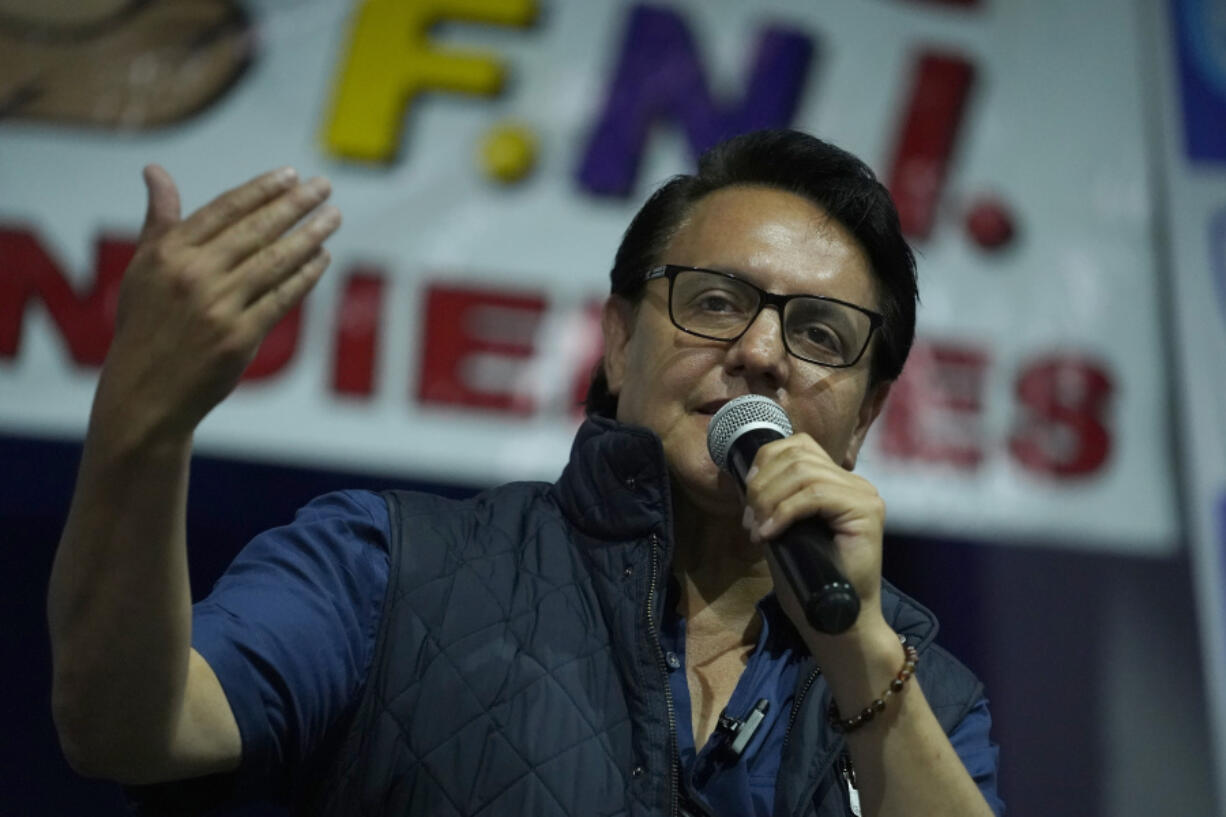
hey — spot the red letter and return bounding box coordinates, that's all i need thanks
[241,304,302,381]
[1009,355,1113,477]
[418,284,545,414]
[0,228,133,366]
[331,268,385,397]
[879,340,989,468]
[885,52,976,240]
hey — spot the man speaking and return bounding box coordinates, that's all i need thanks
[49,130,1003,816]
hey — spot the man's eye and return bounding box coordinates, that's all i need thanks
[697,293,739,312]
[799,324,843,353]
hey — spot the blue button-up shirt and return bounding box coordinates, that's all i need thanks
[659,579,1004,816]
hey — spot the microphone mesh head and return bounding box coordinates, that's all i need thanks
[706,395,792,470]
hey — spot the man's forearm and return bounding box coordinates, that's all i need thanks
[48,398,196,776]
[842,679,994,817]
[805,617,994,817]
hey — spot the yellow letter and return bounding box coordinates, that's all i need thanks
[324,0,536,162]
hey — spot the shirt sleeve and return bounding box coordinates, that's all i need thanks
[190,489,391,791]
[948,696,1006,816]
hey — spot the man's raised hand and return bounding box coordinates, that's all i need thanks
[48,163,339,781]
[97,165,340,443]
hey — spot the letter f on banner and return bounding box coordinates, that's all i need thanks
[577,4,814,197]
[324,0,536,162]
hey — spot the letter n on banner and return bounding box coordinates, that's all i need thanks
[0,229,130,366]
[418,284,545,414]
[577,4,814,197]
[0,227,299,379]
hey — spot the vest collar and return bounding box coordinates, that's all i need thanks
[551,414,674,541]
[551,417,942,643]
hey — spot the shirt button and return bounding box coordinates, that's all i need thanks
[631,765,645,778]
[665,651,681,670]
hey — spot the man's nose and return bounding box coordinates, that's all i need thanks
[726,307,790,383]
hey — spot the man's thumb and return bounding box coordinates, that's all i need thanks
[141,164,181,238]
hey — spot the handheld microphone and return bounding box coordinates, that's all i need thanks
[706,395,860,635]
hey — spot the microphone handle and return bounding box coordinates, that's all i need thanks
[770,517,860,635]
[726,428,860,635]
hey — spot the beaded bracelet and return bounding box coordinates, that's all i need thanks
[827,643,919,734]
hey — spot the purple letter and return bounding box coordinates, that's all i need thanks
[577,4,814,197]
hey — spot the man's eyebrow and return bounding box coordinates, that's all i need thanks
[668,264,842,300]
[704,266,807,296]
[686,265,761,285]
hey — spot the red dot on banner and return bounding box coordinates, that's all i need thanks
[964,196,1016,251]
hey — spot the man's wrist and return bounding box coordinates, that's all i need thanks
[804,615,908,712]
[88,376,195,462]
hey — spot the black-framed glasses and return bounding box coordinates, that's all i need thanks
[643,265,883,368]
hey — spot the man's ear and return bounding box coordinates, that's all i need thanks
[601,295,635,396]
[842,380,892,470]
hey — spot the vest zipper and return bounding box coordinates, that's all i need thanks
[781,665,821,752]
[782,665,845,817]
[646,532,680,817]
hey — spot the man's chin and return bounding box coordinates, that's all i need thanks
[668,459,742,514]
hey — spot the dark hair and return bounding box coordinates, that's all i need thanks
[584,128,918,418]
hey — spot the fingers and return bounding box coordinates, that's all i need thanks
[744,435,881,542]
[245,247,331,335]
[155,167,338,323]
[141,165,181,240]
[228,204,341,306]
[210,176,333,270]
[177,166,300,247]
[755,478,883,543]
[149,166,336,327]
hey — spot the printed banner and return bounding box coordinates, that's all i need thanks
[0,0,1176,552]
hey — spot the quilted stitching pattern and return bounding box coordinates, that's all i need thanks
[315,481,645,817]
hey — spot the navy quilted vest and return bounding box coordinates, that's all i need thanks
[310,417,982,816]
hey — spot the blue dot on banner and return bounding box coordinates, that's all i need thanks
[1173,0,1226,163]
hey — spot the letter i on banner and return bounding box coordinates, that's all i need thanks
[885,51,976,240]
[332,269,386,398]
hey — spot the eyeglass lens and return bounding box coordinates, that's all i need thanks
[669,269,872,366]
